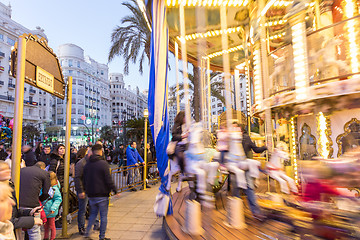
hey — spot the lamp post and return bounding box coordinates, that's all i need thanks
[122,110,127,144]
[143,108,148,190]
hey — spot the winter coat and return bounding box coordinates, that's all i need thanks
[6,181,34,230]
[83,154,117,197]
[19,165,50,208]
[38,153,51,166]
[49,153,64,187]
[0,149,7,160]
[118,148,125,159]
[74,156,88,194]
[126,146,144,167]
[22,150,37,167]
[242,133,267,158]
[0,221,15,240]
[42,182,62,218]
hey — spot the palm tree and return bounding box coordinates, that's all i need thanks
[170,67,224,121]
[100,125,116,144]
[22,124,40,145]
[125,118,152,144]
[108,0,151,75]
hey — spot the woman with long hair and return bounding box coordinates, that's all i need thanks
[49,144,66,188]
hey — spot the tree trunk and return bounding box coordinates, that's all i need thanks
[192,66,201,122]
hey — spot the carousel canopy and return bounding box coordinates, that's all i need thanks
[143,0,316,71]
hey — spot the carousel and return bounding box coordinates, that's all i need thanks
[144,0,360,239]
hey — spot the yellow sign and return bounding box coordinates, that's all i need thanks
[36,66,54,93]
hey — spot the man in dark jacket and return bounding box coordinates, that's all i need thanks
[74,147,92,235]
[83,144,119,240]
[240,124,267,220]
[19,161,50,240]
[117,145,125,167]
[22,145,37,167]
[38,145,52,167]
[240,125,267,158]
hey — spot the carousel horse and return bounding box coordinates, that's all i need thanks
[184,122,219,201]
[225,129,261,190]
[266,142,298,194]
[166,156,183,192]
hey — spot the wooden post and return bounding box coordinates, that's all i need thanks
[61,76,73,238]
[11,35,26,203]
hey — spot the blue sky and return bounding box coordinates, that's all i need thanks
[8,0,177,91]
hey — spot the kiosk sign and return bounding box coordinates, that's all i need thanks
[36,66,54,93]
[11,34,65,99]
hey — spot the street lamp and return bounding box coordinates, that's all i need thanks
[143,108,149,190]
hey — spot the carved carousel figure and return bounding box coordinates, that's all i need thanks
[266,141,298,194]
[184,122,219,203]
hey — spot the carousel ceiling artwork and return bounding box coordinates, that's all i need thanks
[166,5,248,70]
[163,0,317,71]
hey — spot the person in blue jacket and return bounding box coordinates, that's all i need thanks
[126,141,144,191]
[42,171,62,240]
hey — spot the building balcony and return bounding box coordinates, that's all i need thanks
[0,95,14,101]
[24,100,38,106]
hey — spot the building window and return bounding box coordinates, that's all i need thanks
[73,98,76,104]
[240,83,243,88]
[217,103,222,107]
[57,119,64,125]
[78,98,84,105]
[78,108,84,115]
[78,89,84,95]
[0,34,3,41]
[69,59,73,67]
[71,108,76,114]
[241,101,244,108]
[69,70,73,75]
[77,61,80,68]
[7,38,15,46]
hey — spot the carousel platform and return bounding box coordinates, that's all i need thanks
[164,179,299,240]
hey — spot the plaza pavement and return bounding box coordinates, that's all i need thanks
[64,182,169,240]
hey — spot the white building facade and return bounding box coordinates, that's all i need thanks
[0,2,52,135]
[48,43,111,145]
[109,73,148,142]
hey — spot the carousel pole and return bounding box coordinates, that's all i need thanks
[175,41,180,113]
[207,59,212,132]
[196,6,206,126]
[243,28,252,133]
[179,4,191,127]
[259,0,273,151]
[220,5,232,129]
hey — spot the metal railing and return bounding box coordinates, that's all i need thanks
[110,161,159,193]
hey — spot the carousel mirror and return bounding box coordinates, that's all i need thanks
[299,123,317,160]
[336,118,360,157]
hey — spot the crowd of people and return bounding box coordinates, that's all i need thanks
[0,138,155,240]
